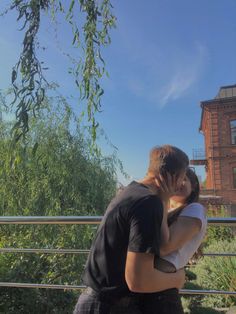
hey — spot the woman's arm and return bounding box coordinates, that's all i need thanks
[160,216,202,256]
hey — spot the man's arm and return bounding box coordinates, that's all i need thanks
[155,172,176,246]
[160,216,202,256]
[125,251,185,293]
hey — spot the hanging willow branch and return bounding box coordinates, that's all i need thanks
[55,0,116,141]
[1,0,115,143]
[8,0,49,142]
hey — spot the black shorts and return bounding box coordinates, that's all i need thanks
[73,290,142,314]
[73,293,111,314]
[73,288,183,314]
[140,288,184,314]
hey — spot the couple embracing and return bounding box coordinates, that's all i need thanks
[74,145,207,314]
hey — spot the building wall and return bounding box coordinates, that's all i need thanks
[202,105,220,190]
[201,99,236,204]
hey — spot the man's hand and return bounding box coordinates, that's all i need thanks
[155,172,177,203]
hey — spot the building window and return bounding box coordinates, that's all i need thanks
[233,168,236,189]
[230,120,236,144]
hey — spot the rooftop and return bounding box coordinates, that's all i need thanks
[215,84,236,99]
[200,84,236,130]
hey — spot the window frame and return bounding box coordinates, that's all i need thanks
[230,119,236,145]
[233,167,236,189]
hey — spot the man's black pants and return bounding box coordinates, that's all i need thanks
[73,288,184,314]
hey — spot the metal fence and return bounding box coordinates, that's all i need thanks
[0,216,235,296]
[192,148,206,160]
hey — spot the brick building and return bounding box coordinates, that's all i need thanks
[191,85,236,216]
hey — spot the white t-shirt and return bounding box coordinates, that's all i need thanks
[162,202,207,270]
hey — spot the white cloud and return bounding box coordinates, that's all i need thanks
[158,43,208,107]
[126,42,209,108]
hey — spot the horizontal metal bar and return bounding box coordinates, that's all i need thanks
[0,248,235,257]
[203,253,236,257]
[0,282,85,290]
[0,248,90,254]
[0,216,235,225]
[0,216,101,224]
[0,282,235,296]
[207,217,236,226]
[180,289,236,296]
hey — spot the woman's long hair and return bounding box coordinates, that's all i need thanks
[184,167,200,205]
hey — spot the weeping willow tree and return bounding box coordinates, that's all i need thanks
[0,95,119,313]
[0,0,116,143]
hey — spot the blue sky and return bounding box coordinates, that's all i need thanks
[1,1,236,184]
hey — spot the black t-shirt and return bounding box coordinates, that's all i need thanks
[82,181,163,297]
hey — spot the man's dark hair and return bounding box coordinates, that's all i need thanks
[147,145,189,177]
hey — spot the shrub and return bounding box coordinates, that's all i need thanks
[186,240,236,310]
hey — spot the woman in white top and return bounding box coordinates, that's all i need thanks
[141,167,207,314]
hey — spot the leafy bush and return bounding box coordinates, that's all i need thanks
[183,239,236,313]
[205,206,234,245]
[0,101,119,313]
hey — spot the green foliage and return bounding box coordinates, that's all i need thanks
[9,0,47,142]
[205,206,234,245]
[0,99,119,313]
[183,306,224,314]
[183,240,236,313]
[195,240,236,308]
[0,0,116,143]
[185,269,197,281]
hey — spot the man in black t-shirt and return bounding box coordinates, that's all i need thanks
[74,145,189,314]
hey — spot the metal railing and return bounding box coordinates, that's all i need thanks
[192,148,206,160]
[0,216,235,225]
[0,216,235,296]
